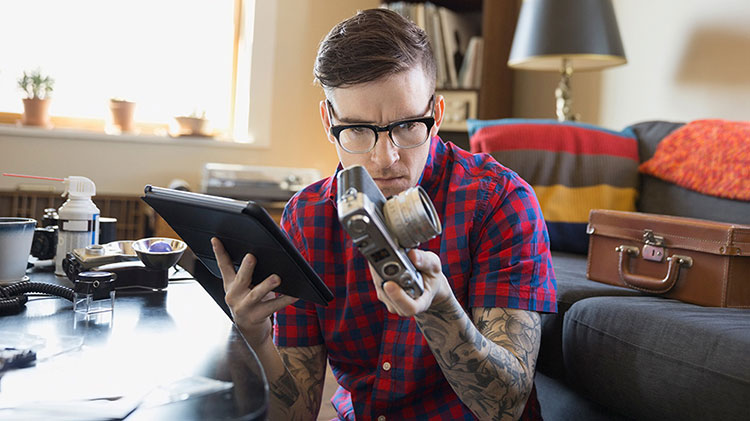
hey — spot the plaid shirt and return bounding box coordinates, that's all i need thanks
[275,137,557,420]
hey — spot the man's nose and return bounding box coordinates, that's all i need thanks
[370,131,399,167]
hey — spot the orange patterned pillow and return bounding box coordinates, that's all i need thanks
[639,119,750,201]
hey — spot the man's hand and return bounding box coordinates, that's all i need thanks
[368,249,452,317]
[211,237,298,348]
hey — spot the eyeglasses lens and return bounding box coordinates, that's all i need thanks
[339,121,429,153]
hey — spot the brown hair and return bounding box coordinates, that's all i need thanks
[314,8,436,93]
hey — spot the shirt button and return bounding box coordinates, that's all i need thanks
[382,361,391,371]
[377,416,386,421]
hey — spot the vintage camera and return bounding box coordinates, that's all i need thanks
[62,239,185,290]
[62,241,140,280]
[337,165,442,298]
[31,226,58,260]
[30,208,60,260]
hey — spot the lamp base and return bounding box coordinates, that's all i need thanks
[555,64,579,122]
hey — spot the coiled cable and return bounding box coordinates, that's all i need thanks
[0,281,74,316]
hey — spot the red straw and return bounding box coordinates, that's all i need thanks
[2,173,65,182]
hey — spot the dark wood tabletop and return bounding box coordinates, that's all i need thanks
[0,266,267,420]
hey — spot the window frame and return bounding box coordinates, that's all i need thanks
[0,0,275,146]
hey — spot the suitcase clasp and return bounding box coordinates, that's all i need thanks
[642,229,665,262]
[643,229,664,246]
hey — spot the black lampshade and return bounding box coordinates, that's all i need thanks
[508,0,626,71]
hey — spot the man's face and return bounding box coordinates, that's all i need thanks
[320,66,443,198]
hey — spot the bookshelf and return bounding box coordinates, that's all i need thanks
[382,1,520,150]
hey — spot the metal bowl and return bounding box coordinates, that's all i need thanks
[131,237,186,270]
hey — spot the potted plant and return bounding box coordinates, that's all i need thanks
[174,110,209,137]
[18,69,54,128]
[109,98,136,133]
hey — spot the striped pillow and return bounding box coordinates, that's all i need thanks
[467,119,639,254]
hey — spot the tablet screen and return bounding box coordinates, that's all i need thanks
[142,186,333,306]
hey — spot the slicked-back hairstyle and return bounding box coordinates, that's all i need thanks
[314,8,437,94]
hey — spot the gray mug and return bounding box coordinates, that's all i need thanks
[0,217,37,284]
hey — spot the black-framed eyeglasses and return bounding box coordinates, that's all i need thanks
[327,95,435,154]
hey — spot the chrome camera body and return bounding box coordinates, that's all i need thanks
[337,165,442,299]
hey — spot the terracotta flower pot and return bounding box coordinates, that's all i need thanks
[175,116,208,136]
[22,98,51,128]
[109,99,136,133]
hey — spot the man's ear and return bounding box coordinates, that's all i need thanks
[320,100,336,144]
[432,95,445,136]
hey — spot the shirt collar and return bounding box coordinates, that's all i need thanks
[417,135,446,197]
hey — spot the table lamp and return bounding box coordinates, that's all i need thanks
[508,0,626,121]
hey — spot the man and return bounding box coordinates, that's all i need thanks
[212,8,556,421]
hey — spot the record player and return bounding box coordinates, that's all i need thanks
[201,163,321,202]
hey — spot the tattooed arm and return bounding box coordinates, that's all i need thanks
[211,238,326,420]
[254,341,327,421]
[415,298,541,421]
[370,249,542,419]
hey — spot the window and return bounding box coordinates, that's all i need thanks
[0,0,270,143]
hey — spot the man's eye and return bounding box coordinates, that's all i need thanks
[398,121,418,131]
[350,127,368,134]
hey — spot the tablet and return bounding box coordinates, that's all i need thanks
[141,185,333,306]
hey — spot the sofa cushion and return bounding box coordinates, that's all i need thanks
[467,119,639,254]
[535,371,625,421]
[538,252,644,379]
[629,121,750,225]
[562,296,750,420]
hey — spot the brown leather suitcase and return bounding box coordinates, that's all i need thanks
[586,209,750,308]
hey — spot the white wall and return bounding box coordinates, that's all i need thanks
[513,0,750,130]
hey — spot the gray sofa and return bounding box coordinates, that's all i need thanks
[533,121,750,420]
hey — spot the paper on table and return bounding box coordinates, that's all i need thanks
[0,331,83,362]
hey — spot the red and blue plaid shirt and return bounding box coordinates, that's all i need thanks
[275,137,557,420]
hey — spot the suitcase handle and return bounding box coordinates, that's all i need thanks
[616,245,693,293]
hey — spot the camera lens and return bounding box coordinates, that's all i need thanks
[382,262,401,277]
[383,186,442,248]
[347,214,370,235]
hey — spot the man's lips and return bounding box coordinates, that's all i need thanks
[373,176,405,184]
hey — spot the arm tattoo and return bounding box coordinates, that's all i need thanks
[415,298,541,421]
[270,369,300,407]
[268,345,326,419]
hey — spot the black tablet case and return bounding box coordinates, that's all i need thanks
[142,186,333,306]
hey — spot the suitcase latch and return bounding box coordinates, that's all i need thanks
[642,229,665,262]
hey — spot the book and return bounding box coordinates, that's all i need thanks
[383,2,480,89]
[438,7,481,88]
[458,36,483,89]
[425,3,448,88]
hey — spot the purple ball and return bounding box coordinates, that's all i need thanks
[148,241,173,253]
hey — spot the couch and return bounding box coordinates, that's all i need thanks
[467,120,750,420]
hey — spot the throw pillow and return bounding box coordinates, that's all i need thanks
[629,120,750,225]
[467,118,639,254]
[638,119,750,201]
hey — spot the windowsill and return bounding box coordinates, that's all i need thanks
[0,124,266,150]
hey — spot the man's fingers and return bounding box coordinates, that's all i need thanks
[407,249,440,274]
[233,253,257,291]
[383,281,417,315]
[212,237,237,292]
[245,293,299,318]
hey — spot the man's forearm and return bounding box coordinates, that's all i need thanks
[414,296,537,421]
[251,337,326,420]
